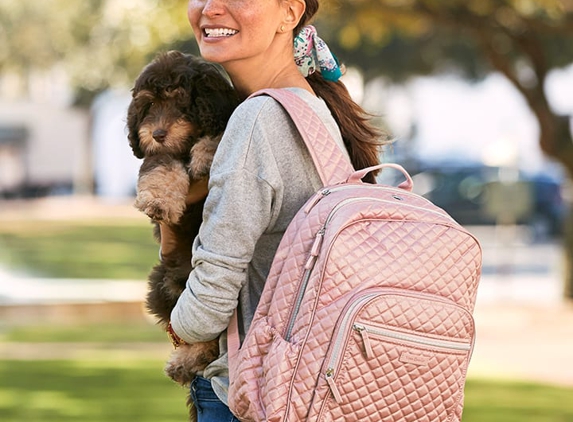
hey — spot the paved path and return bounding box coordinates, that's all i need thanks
[1,274,572,388]
[470,299,573,387]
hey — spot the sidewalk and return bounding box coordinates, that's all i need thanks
[1,272,572,388]
[470,294,573,387]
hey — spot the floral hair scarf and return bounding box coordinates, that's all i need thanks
[294,25,343,82]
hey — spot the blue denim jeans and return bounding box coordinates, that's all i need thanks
[190,376,240,422]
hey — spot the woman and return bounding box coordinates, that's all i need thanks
[164,0,385,419]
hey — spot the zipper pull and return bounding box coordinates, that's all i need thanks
[354,324,373,359]
[326,368,343,404]
[304,189,331,213]
[304,228,325,270]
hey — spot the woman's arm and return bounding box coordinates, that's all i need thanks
[159,177,209,261]
[170,167,275,342]
[170,98,282,343]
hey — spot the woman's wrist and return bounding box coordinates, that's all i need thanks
[159,223,179,260]
[186,178,209,205]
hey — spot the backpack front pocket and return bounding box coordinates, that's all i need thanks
[315,288,475,422]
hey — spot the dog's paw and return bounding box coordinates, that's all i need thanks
[165,350,197,386]
[164,341,219,386]
[135,196,183,224]
[188,135,221,179]
[188,157,211,180]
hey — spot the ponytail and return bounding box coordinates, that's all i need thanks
[307,72,387,183]
[293,0,387,182]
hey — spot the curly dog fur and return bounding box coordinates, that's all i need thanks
[127,50,239,421]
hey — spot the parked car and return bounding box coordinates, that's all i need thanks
[403,163,565,237]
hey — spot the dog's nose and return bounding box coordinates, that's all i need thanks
[153,129,167,143]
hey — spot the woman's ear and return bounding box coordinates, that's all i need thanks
[281,0,306,32]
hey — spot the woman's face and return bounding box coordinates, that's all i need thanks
[188,0,286,67]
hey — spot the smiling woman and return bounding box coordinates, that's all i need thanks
[152,0,386,420]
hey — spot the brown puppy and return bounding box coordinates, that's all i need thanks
[126,50,239,421]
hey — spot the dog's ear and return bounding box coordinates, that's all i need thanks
[191,62,240,136]
[126,92,145,159]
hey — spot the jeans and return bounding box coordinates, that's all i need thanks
[190,376,240,422]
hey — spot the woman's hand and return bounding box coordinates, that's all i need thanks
[160,177,209,261]
[185,177,209,205]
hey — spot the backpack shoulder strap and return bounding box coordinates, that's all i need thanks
[250,88,355,186]
[229,89,354,379]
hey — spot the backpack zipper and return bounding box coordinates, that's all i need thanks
[323,196,457,227]
[353,323,472,355]
[284,197,464,341]
[304,183,440,214]
[283,228,325,340]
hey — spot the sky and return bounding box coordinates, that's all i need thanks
[352,64,573,177]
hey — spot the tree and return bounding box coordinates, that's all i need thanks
[318,0,573,298]
[2,0,572,295]
[0,0,194,106]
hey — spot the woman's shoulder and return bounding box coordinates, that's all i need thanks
[229,88,332,130]
[230,93,289,125]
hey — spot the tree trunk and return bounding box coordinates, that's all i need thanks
[565,210,573,300]
[479,32,573,300]
[545,117,573,301]
[533,110,573,301]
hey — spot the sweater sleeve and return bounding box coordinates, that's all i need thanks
[170,98,282,343]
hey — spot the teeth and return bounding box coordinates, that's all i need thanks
[205,28,238,37]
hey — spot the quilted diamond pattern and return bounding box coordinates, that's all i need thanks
[228,91,482,422]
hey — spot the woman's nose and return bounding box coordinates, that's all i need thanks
[193,0,225,17]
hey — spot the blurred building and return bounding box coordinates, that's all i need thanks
[0,68,140,200]
[0,68,90,198]
[91,90,140,199]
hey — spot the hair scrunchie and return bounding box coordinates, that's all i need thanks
[294,25,343,82]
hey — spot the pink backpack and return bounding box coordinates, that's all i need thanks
[228,89,482,422]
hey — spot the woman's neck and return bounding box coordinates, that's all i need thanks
[225,56,314,100]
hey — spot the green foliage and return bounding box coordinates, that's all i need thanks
[317,0,573,81]
[0,0,195,106]
[1,0,571,102]
[0,219,158,279]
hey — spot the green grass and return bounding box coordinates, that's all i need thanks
[0,357,571,421]
[0,359,188,422]
[463,379,573,421]
[0,219,158,279]
[1,322,165,343]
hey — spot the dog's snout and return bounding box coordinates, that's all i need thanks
[153,129,167,143]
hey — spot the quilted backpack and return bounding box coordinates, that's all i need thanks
[227,89,482,422]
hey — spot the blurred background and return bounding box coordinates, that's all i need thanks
[1,0,573,420]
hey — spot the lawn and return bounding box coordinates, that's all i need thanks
[0,357,571,422]
[0,359,189,422]
[1,322,165,343]
[2,321,572,420]
[0,219,158,280]
[1,215,572,421]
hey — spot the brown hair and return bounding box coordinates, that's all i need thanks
[296,0,386,183]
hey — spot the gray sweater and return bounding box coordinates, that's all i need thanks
[170,88,348,403]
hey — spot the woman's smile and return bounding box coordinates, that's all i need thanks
[203,27,239,39]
